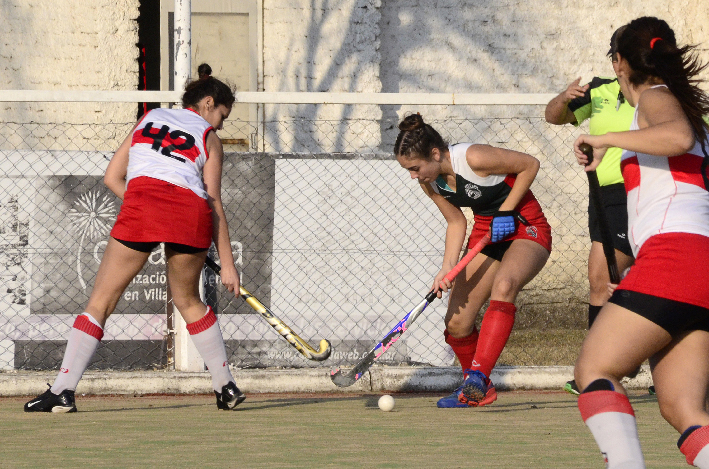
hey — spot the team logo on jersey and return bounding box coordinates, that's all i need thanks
[526,226,538,238]
[465,183,482,199]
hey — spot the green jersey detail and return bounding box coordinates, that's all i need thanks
[568,77,635,186]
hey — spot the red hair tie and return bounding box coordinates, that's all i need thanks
[650,37,662,49]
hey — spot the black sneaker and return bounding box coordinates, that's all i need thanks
[215,382,245,410]
[24,385,77,413]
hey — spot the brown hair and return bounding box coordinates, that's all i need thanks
[616,17,709,141]
[181,76,235,110]
[393,114,447,159]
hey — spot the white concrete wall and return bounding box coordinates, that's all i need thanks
[263,1,709,95]
[261,0,709,125]
[1,1,706,126]
[0,0,707,324]
[0,0,139,134]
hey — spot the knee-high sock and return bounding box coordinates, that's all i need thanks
[578,380,645,468]
[679,425,709,468]
[444,328,478,372]
[51,313,103,394]
[186,306,234,392]
[469,300,515,377]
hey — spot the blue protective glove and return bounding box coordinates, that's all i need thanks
[490,211,517,243]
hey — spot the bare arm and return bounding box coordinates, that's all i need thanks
[466,144,540,211]
[104,128,135,200]
[575,87,695,169]
[544,78,587,125]
[421,183,468,296]
[203,130,240,293]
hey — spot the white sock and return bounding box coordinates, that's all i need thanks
[186,306,234,392]
[578,390,645,468]
[51,313,103,394]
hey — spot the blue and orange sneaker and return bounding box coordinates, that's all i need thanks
[436,370,497,408]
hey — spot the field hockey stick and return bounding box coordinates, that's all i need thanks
[204,257,332,361]
[579,143,621,283]
[330,232,492,387]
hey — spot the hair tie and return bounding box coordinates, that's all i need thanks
[650,37,663,49]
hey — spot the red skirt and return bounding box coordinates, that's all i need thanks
[111,176,213,248]
[617,232,709,309]
[467,195,552,252]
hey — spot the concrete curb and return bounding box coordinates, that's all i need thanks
[0,365,654,396]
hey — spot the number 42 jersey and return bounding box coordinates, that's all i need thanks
[127,108,213,199]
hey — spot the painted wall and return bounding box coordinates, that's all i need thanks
[0,0,140,128]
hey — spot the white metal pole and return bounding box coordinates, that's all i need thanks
[172,0,203,372]
[173,0,191,95]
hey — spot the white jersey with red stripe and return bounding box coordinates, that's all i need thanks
[127,108,213,199]
[621,93,709,257]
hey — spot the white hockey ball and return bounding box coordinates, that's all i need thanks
[378,394,395,412]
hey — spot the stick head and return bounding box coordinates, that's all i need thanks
[330,368,359,387]
[309,339,332,361]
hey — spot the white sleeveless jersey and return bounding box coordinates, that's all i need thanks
[127,108,213,199]
[430,143,512,215]
[621,95,709,256]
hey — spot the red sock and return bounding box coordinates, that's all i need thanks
[679,425,709,467]
[469,300,516,377]
[444,328,479,371]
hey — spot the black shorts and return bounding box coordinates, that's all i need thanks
[609,289,709,336]
[113,237,208,254]
[481,240,513,262]
[588,183,633,257]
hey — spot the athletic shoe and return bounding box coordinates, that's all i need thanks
[648,385,656,395]
[563,379,580,396]
[215,381,245,410]
[437,370,497,408]
[24,385,77,413]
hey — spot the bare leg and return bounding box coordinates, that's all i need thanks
[166,247,235,395]
[444,253,497,338]
[651,330,709,433]
[85,238,151,326]
[165,247,208,323]
[588,242,634,307]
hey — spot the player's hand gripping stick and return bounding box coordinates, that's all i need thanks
[579,143,621,284]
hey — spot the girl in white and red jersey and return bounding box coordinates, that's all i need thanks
[394,114,551,408]
[25,76,246,413]
[573,17,709,468]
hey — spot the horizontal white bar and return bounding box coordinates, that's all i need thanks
[0,90,182,103]
[0,90,556,105]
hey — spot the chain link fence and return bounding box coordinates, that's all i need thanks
[0,104,593,373]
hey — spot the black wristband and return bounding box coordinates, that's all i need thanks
[492,210,530,226]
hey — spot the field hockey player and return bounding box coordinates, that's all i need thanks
[24,75,246,413]
[545,27,636,396]
[573,17,709,467]
[394,113,552,408]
